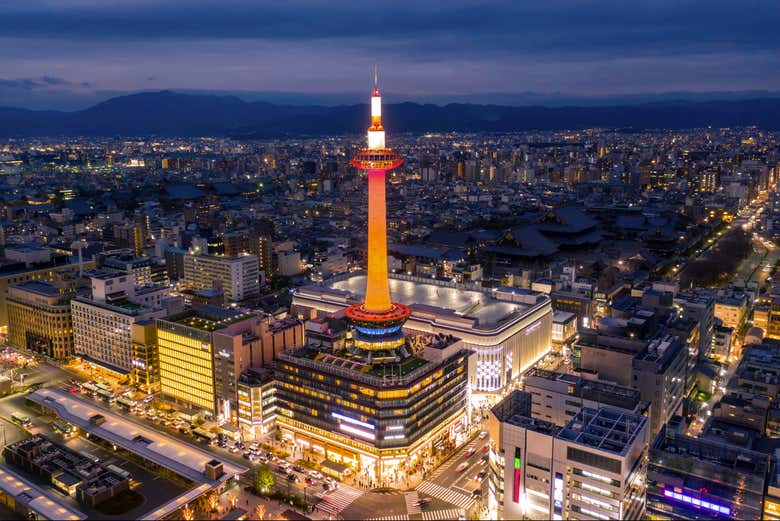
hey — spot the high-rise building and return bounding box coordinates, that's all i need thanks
[183,253,259,302]
[6,281,74,359]
[131,320,159,391]
[72,272,168,377]
[237,367,276,440]
[156,307,302,422]
[488,390,649,521]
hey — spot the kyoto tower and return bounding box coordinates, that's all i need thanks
[344,67,411,361]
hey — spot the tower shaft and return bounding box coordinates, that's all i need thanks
[365,169,391,311]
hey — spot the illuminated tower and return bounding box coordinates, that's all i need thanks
[344,67,411,361]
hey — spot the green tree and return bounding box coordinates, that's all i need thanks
[254,465,275,494]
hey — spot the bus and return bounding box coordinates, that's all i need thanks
[82,382,98,395]
[52,420,75,437]
[95,383,112,393]
[96,388,115,403]
[192,427,217,442]
[116,397,136,410]
[11,412,31,428]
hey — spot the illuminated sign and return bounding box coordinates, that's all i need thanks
[513,448,522,503]
[525,321,542,335]
[332,412,375,430]
[553,472,563,520]
[662,489,731,516]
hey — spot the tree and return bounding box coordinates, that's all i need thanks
[254,504,266,520]
[254,465,275,494]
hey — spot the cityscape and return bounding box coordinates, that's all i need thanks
[1,1,780,521]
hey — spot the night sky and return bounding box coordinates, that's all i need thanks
[1,0,779,109]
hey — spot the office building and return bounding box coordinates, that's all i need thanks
[523,368,647,426]
[237,367,276,440]
[488,390,649,520]
[156,306,302,422]
[6,281,74,359]
[131,319,159,391]
[0,260,93,331]
[183,253,259,302]
[72,271,168,377]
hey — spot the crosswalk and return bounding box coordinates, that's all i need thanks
[315,484,363,515]
[417,481,475,510]
[367,515,409,521]
[423,508,466,521]
[404,491,422,515]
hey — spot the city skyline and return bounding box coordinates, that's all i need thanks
[1,0,779,109]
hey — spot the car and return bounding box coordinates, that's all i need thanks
[478,431,488,440]
[416,498,432,506]
[455,462,469,473]
[266,452,274,461]
[293,465,305,473]
[477,470,487,480]
[463,449,475,457]
[308,470,323,479]
[482,445,490,453]
[257,456,267,464]
[481,454,489,462]
[325,477,338,489]
[243,452,252,460]
[322,482,332,491]
[287,473,299,482]
[229,446,240,454]
[305,477,315,485]
[471,489,482,497]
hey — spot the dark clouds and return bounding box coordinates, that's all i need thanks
[0,0,778,109]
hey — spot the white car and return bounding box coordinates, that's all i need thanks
[455,462,469,473]
[308,470,323,480]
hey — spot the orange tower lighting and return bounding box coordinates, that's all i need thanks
[344,67,410,347]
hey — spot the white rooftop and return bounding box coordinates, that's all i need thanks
[329,274,523,325]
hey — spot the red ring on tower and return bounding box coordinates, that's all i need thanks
[350,149,403,171]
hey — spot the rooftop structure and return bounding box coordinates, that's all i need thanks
[27,387,247,520]
[0,463,87,520]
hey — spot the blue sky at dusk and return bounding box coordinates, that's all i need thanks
[0,0,779,109]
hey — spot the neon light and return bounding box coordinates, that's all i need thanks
[662,489,731,516]
[355,324,402,336]
[553,472,563,519]
[339,423,376,440]
[332,412,375,430]
[387,425,404,431]
[512,449,522,503]
[383,434,405,440]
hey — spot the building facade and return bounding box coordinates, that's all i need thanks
[183,253,260,302]
[6,281,74,359]
[488,390,649,520]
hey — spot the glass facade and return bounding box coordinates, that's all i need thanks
[156,321,216,412]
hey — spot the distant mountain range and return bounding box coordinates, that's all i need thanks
[1,90,779,137]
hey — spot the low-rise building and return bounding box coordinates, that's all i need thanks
[647,423,768,520]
